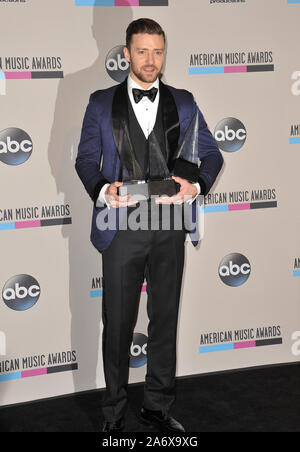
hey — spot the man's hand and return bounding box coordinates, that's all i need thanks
[155,176,198,205]
[104,182,139,208]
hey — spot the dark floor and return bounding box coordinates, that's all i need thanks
[0,363,300,432]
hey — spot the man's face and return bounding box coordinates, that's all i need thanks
[124,33,165,88]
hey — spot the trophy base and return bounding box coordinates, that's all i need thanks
[118,181,149,200]
[148,179,179,197]
[118,179,180,199]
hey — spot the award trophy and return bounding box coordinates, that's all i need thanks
[170,111,199,183]
[147,112,200,196]
[117,126,149,201]
[118,127,179,199]
[118,111,200,199]
[147,131,180,197]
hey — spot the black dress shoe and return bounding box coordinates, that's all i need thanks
[140,407,185,432]
[102,418,125,432]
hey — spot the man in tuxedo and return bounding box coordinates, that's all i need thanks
[75,18,223,433]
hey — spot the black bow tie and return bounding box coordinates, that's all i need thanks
[132,87,158,104]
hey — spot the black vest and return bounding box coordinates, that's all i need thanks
[127,93,166,180]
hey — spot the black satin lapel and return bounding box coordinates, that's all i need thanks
[111,79,143,180]
[112,80,129,159]
[159,80,180,166]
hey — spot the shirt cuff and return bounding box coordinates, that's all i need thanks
[185,182,201,204]
[96,183,111,209]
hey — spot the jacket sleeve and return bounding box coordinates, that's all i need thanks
[75,93,110,208]
[193,98,224,196]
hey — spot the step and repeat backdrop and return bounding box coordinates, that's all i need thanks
[0,0,300,406]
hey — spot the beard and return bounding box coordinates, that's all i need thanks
[131,63,161,85]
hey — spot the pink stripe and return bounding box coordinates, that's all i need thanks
[115,0,139,5]
[228,203,250,211]
[224,66,247,74]
[15,220,41,229]
[141,284,147,293]
[5,72,31,79]
[21,368,47,378]
[234,341,256,350]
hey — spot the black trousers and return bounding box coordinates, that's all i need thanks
[101,228,186,422]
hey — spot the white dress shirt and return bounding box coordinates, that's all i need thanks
[97,75,200,207]
[127,75,160,139]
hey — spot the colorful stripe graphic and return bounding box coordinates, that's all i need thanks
[90,283,147,298]
[0,201,276,232]
[203,201,277,213]
[289,137,300,144]
[75,0,168,5]
[0,218,72,231]
[189,65,274,75]
[90,289,103,298]
[0,72,64,80]
[0,363,78,383]
[0,74,6,96]
[199,338,282,354]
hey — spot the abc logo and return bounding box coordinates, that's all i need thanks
[291,331,300,356]
[2,275,41,311]
[218,253,251,287]
[129,333,148,368]
[214,118,247,152]
[291,71,300,96]
[105,45,130,83]
[0,128,33,166]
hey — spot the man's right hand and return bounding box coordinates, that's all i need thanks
[104,182,139,208]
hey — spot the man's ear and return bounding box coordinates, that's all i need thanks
[123,46,131,64]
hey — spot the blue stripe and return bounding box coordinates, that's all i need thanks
[0,72,5,80]
[293,270,300,277]
[204,204,228,213]
[287,0,300,3]
[199,343,234,354]
[90,289,103,298]
[75,0,114,5]
[289,137,300,144]
[189,66,224,75]
[0,222,15,231]
[0,372,21,382]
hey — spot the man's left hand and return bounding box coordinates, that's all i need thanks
[155,176,198,205]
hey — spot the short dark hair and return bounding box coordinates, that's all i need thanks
[126,18,166,49]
